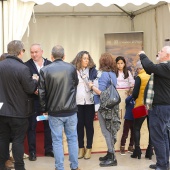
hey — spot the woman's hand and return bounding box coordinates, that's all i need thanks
[88,81,94,90]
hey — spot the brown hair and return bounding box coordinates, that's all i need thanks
[7,40,24,56]
[71,51,95,70]
[0,53,8,61]
[99,52,116,72]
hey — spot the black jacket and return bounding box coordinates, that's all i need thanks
[25,58,51,111]
[39,59,78,116]
[140,53,170,105]
[0,56,38,118]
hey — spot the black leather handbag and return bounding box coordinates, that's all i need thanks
[100,73,121,109]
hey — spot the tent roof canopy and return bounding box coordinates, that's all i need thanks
[21,0,170,17]
[21,0,170,6]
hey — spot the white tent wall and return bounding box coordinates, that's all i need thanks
[134,8,157,62]
[134,3,170,62]
[156,4,170,47]
[21,3,170,65]
[22,15,131,65]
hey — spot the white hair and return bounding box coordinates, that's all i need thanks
[30,43,43,50]
[164,46,170,54]
[136,60,143,69]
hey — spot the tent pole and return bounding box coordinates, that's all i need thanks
[114,4,135,31]
[1,0,5,53]
[154,8,158,54]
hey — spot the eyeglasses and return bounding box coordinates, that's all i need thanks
[22,49,25,53]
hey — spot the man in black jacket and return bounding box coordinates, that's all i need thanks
[0,40,38,170]
[139,47,170,170]
[25,44,53,161]
[39,45,80,170]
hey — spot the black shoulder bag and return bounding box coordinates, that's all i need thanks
[100,73,121,109]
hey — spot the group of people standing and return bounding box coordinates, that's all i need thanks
[0,40,169,170]
[117,48,170,170]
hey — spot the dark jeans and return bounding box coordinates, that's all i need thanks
[120,119,134,146]
[0,116,28,170]
[77,105,95,149]
[149,105,170,170]
[27,111,52,154]
[133,115,151,147]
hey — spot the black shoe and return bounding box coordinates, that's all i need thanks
[45,151,54,157]
[131,146,142,159]
[145,145,154,160]
[99,153,117,167]
[149,164,157,169]
[29,152,37,161]
[99,151,111,161]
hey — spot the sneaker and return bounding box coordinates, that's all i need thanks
[128,146,134,153]
[120,146,126,155]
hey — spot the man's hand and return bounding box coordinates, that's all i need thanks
[32,74,39,81]
[138,51,145,55]
[34,89,38,95]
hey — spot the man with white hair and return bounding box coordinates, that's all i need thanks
[25,44,53,161]
[139,46,170,170]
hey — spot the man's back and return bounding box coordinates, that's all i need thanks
[0,56,37,118]
[38,45,80,170]
[39,59,78,116]
[0,40,38,170]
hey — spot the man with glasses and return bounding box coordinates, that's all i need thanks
[139,47,170,170]
[0,40,38,170]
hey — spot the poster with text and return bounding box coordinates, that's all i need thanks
[105,32,143,77]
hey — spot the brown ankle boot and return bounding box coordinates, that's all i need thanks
[84,148,92,159]
[128,146,134,153]
[78,148,85,159]
[120,146,125,155]
[5,160,14,169]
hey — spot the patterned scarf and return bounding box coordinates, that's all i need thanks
[145,73,154,110]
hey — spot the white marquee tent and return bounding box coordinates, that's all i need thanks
[1,0,170,63]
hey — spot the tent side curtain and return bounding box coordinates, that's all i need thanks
[0,1,3,55]
[20,0,170,6]
[3,0,35,52]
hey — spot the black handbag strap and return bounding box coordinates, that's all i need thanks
[108,72,115,87]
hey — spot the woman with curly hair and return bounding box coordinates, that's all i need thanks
[71,51,97,159]
[89,52,120,167]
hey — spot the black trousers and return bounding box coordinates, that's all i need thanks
[77,105,95,149]
[0,116,28,170]
[133,115,152,147]
[27,111,52,154]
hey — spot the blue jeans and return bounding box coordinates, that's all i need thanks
[48,114,78,170]
[149,105,170,170]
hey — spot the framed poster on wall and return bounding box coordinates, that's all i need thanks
[105,32,143,77]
